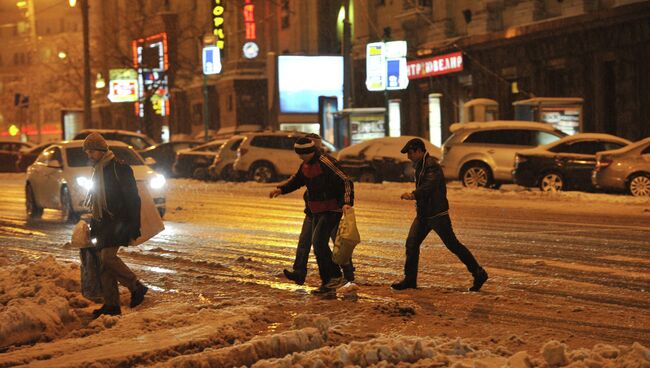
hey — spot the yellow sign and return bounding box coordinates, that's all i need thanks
[9,125,19,136]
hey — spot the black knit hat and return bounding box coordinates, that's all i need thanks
[294,137,316,154]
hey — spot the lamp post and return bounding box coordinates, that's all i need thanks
[69,0,92,128]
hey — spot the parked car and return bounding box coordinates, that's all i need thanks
[25,140,166,222]
[440,121,566,188]
[592,136,650,197]
[15,142,55,172]
[172,139,226,179]
[73,129,155,151]
[139,140,200,177]
[207,135,246,181]
[233,131,334,183]
[336,136,441,183]
[512,133,631,192]
[0,140,34,172]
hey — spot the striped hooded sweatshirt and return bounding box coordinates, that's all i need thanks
[279,152,354,213]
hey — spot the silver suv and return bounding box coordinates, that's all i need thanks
[440,121,566,188]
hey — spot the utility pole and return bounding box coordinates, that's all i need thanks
[81,0,92,128]
[69,0,92,128]
[342,0,352,108]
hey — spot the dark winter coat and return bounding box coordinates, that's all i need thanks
[280,153,354,213]
[412,152,449,218]
[90,159,141,249]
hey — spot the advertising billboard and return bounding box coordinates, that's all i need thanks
[278,56,343,113]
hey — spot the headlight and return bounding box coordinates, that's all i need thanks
[149,174,166,189]
[76,176,93,191]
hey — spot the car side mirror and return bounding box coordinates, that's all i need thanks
[144,157,157,166]
[47,159,62,169]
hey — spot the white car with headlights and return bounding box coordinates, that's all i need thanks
[25,140,166,222]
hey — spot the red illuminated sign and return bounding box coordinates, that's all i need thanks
[213,0,225,49]
[407,52,463,80]
[243,0,256,40]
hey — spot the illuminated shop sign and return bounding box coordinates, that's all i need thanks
[242,0,258,59]
[407,51,463,80]
[213,0,225,49]
[132,33,169,117]
[108,69,138,103]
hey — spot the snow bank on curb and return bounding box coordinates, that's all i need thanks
[0,256,84,348]
[251,335,650,368]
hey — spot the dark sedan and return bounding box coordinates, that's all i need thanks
[0,141,34,172]
[15,142,54,172]
[513,133,631,192]
[172,139,226,179]
[139,140,199,177]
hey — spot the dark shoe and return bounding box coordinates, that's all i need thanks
[283,269,306,285]
[391,279,417,290]
[310,285,335,295]
[92,305,121,319]
[130,282,148,308]
[324,276,345,289]
[469,267,488,292]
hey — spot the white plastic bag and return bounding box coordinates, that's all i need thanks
[71,220,91,248]
[132,182,165,246]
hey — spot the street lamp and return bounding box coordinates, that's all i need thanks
[69,0,91,128]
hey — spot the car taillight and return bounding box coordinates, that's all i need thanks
[238,148,248,157]
[595,156,612,171]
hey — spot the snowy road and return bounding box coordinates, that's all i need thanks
[0,174,649,366]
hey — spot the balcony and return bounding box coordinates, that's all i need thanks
[396,0,432,30]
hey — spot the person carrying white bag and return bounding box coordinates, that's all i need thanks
[80,133,163,319]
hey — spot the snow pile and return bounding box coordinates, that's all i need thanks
[0,256,83,348]
[250,335,650,368]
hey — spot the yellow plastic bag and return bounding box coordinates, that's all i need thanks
[333,207,361,265]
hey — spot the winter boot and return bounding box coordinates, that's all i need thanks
[324,276,345,289]
[92,304,121,319]
[130,282,148,308]
[390,279,417,290]
[469,267,488,292]
[283,269,306,285]
[310,284,335,296]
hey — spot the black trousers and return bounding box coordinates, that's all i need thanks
[311,211,345,284]
[292,214,354,280]
[403,214,480,283]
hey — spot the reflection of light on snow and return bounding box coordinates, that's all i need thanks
[144,266,176,274]
[146,284,178,293]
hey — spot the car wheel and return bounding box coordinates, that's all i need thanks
[358,170,379,183]
[628,173,650,197]
[158,207,166,219]
[193,167,208,180]
[25,184,43,219]
[221,164,234,181]
[250,162,275,183]
[61,186,79,223]
[460,163,494,188]
[539,172,564,192]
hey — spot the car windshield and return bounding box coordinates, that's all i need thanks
[66,146,144,167]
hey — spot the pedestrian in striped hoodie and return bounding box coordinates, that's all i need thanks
[270,137,354,294]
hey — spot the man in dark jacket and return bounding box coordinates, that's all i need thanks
[84,133,148,318]
[270,137,354,294]
[392,138,488,292]
[282,134,355,286]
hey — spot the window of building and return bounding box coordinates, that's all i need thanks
[281,0,290,29]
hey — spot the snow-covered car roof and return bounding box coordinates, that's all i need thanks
[449,121,561,133]
[596,136,650,157]
[56,139,130,148]
[337,136,441,161]
[517,133,632,155]
[177,139,228,154]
